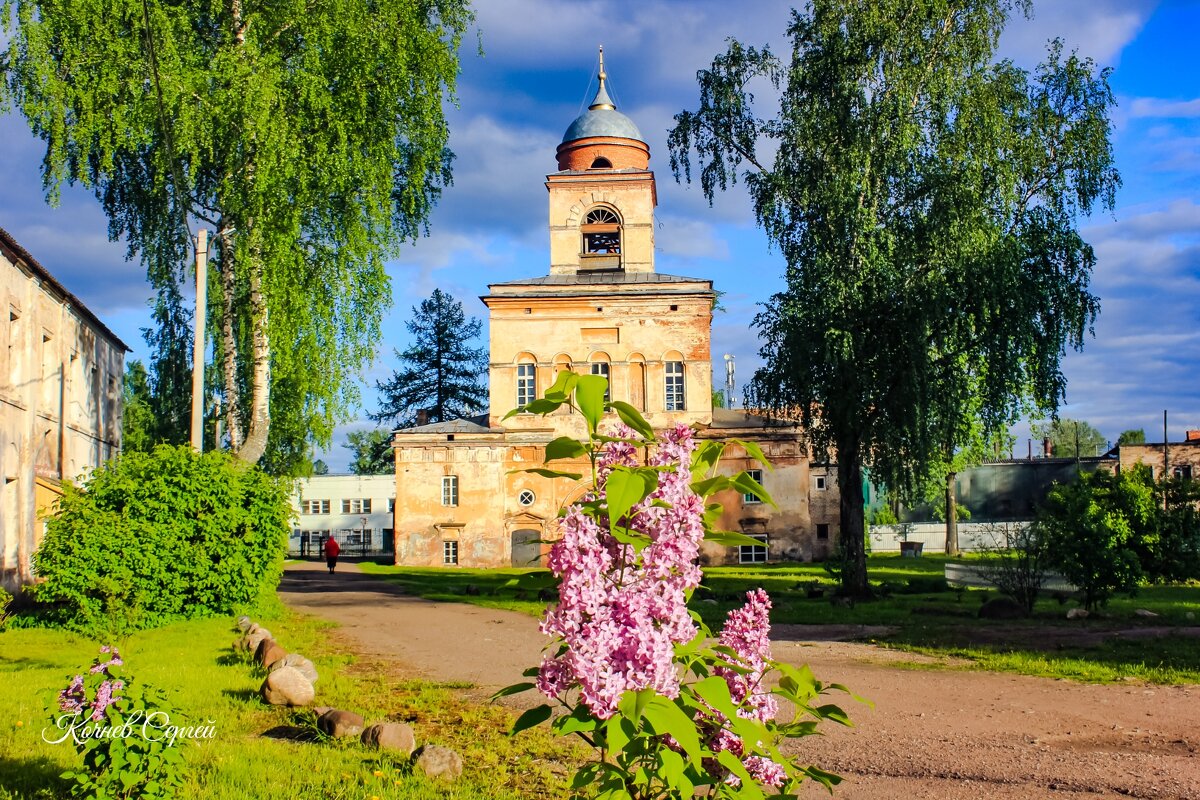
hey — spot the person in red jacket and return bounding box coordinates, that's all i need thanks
[325,536,341,574]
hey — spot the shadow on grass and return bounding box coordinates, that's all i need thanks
[259,724,319,742]
[221,688,260,703]
[0,752,68,798]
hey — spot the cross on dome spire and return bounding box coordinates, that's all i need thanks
[589,45,616,111]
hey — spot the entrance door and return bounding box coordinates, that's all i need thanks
[511,529,542,568]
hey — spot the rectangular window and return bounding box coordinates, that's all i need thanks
[341,498,371,514]
[590,362,610,402]
[388,498,395,513]
[743,469,763,504]
[40,332,56,412]
[815,475,827,491]
[738,534,768,564]
[302,499,330,515]
[1173,465,1193,480]
[443,540,459,565]
[817,523,830,540]
[517,363,536,408]
[442,475,459,507]
[665,361,685,411]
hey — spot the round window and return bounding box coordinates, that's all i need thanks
[518,489,536,506]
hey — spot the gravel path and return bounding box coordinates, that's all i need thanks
[279,561,1200,799]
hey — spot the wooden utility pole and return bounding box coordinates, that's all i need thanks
[191,229,208,450]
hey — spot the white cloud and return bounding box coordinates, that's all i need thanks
[655,214,729,260]
[997,0,1155,66]
[1129,97,1200,118]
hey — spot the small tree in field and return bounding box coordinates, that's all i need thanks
[975,523,1050,615]
[1037,467,1156,609]
[371,289,488,428]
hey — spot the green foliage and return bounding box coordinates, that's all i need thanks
[2,0,473,465]
[1032,417,1109,458]
[1144,477,1200,583]
[1037,467,1156,609]
[122,361,158,455]
[0,585,12,630]
[51,649,187,800]
[310,459,329,476]
[669,1,1119,597]
[344,428,395,475]
[372,289,488,428]
[868,502,899,527]
[1117,428,1146,446]
[142,283,194,448]
[31,446,291,634]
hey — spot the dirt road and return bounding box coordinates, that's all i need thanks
[280,562,1199,799]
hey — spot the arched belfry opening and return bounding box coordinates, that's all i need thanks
[590,156,613,169]
[581,207,622,270]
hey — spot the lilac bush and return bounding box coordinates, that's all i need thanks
[48,647,186,799]
[500,373,858,799]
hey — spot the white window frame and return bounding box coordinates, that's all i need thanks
[518,489,536,507]
[815,475,827,491]
[738,534,768,564]
[341,498,372,514]
[443,540,459,565]
[743,469,764,504]
[517,362,536,408]
[665,361,685,411]
[302,499,330,515]
[442,475,459,507]
[590,362,610,402]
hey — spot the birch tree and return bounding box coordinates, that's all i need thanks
[670,0,1119,594]
[3,0,472,464]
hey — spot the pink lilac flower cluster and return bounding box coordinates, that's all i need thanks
[58,674,86,714]
[89,645,123,674]
[59,647,125,721]
[707,589,786,788]
[538,424,706,719]
[90,678,125,722]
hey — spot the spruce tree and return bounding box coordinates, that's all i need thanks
[371,290,488,428]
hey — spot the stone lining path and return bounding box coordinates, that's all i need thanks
[279,561,1200,799]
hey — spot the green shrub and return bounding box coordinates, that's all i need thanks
[0,584,12,629]
[901,576,950,594]
[1038,466,1155,610]
[32,445,292,633]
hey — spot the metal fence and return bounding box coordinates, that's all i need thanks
[288,529,395,559]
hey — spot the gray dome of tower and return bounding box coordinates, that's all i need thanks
[561,61,644,144]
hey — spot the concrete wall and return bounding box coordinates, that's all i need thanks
[869,521,1033,553]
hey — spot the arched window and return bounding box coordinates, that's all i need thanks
[663,354,686,411]
[628,354,647,411]
[589,352,611,402]
[516,355,537,409]
[581,207,621,269]
[590,156,613,169]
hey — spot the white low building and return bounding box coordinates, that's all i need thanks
[290,474,396,557]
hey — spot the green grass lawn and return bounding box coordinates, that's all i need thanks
[0,612,577,800]
[361,555,1200,685]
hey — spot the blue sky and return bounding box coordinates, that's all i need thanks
[2,0,1197,470]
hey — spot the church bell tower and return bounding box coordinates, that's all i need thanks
[547,47,657,275]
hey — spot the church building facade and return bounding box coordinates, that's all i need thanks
[391,62,838,568]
